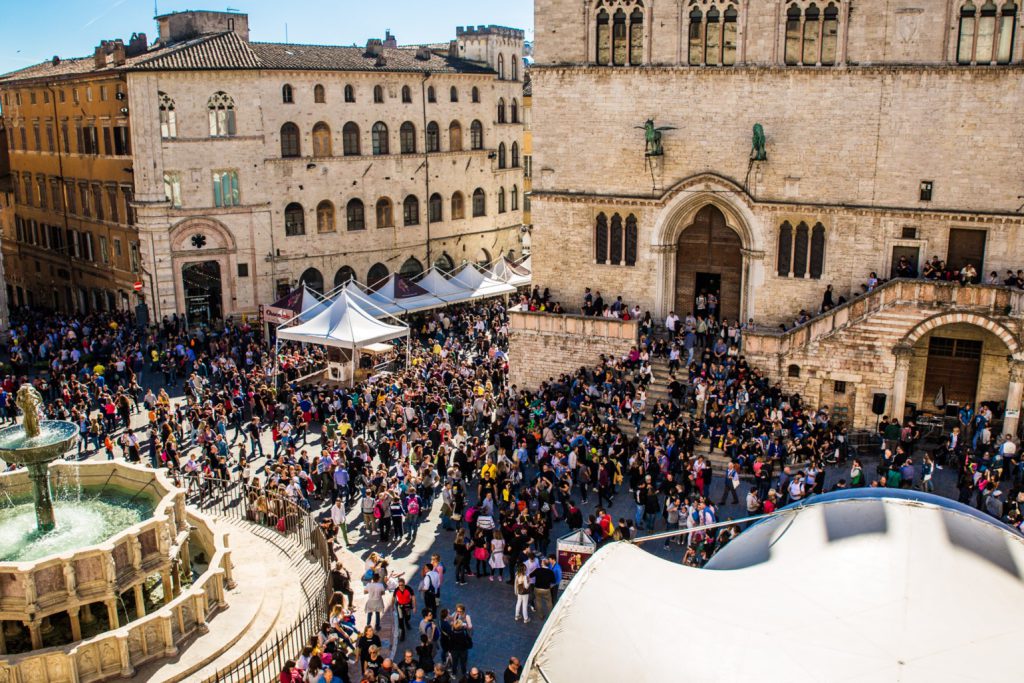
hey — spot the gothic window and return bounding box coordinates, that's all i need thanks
[314,84,326,103]
[498,98,507,123]
[402,85,412,103]
[597,9,611,65]
[284,202,305,236]
[429,193,443,221]
[609,213,623,265]
[498,143,507,169]
[612,9,628,65]
[449,121,463,151]
[785,2,841,66]
[374,85,384,103]
[793,221,809,277]
[426,122,440,152]
[400,122,417,154]
[300,268,323,293]
[810,222,826,278]
[280,122,300,157]
[472,87,480,103]
[344,84,355,102]
[723,7,738,65]
[451,191,465,219]
[512,56,519,80]
[706,7,721,65]
[625,214,638,265]
[498,54,506,79]
[427,86,436,103]
[207,91,236,137]
[803,4,820,65]
[347,199,365,230]
[498,188,506,213]
[777,221,793,276]
[688,7,703,65]
[158,92,176,139]
[282,84,293,103]
[450,86,459,102]
[960,1,1017,63]
[343,122,360,155]
[511,185,519,210]
[785,4,802,65]
[998,2,1017,63]
[470,120,484,149]
[595,213,609,263]
[403,195,420,225]
[822,3,839,65]
[312,122,332,157]
[376,197,394,227]
[629,9,644,64]
[401,257,424,277]
[472,188,486,216]
[511,99,519,123]
[334,266,356,287]
[317,200,335,232]
[511,142,520,167]
[367,263,389,287]
[372,121,389,155]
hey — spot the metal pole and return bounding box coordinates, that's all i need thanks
[628,510,782,545]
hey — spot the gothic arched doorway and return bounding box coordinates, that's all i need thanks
[182,261,223,324]
[674,205,743,322]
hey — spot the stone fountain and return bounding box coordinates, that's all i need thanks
[0,385,77,531]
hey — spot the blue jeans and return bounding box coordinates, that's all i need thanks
[634,504,644,527]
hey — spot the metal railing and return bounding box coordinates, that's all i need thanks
[184,479,334,683]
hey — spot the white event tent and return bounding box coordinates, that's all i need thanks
[521,489,1024,683]
[276,289,408,350]
[488,255,531,288]
[416,266,477,302]
[448,264,517,300]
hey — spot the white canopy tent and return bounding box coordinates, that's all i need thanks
[488,255,531,288]
[522,490,1024,683]
[276,289,408,349]
[415,266,477,302]
[361,273,448,316]
[448,264,517,300]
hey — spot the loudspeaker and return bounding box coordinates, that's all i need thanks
[872,393,887,416]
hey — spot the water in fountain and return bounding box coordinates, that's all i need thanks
[0,493,151,562]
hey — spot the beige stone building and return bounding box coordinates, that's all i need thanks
[531,0,1024,430]
[125,11,525,324]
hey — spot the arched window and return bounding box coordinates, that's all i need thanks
[334,265,356,287]
[597,9,611,65]
[367,263,389,288]
[472,87,480,103]
[400,122,416,154]
[793,221,810,277]
[511,185,519,210]
[822,3,839,65]
[376,197,394,228]
[629,8,644,65]
[426,121,440,152]
[788,364,801,378]
[316,200,335,233]
[312,122,332,157]
[785,4,802,65]
[344,84,355,102]
[158,92,176,139]
[449,121,463,151]
[777,221,793,276]
[688,7,703,65]
[427,85,436,103]
[978,1,999,62]
[706,7,721,65]
[724,6,739,65]
[207,91,236,137]
[810,222,826,278]
[346,199,365,230]
[282,84,294,104]
[803,4,821,66]
[300,267,323,293]
[280,122,300,158]
[450,86,458,102]
[613,9,628,65]
[470,120,484,150]
[476,248,492,267]
[400,257,424,277]
[284,202,305,236]
[998,2,1018,64]
[498,142,507,169]
[472,188,486,217]
[451,191,465,219]
[959,3,979,63]
[373,85,384,103]
[498,54,505,79]
[512,55,519,80]
[498,187,507,213]
[371,121,389,155]
[434,252,455,272]
[625,214,638,265]
[498,98,507,123]
[342,122,360,156]
[961,1,1016,63]
[511,142,520,167]
[429,193,443,221]
[510,99,519,123]
[314,84,326,103]
[401,85,412,103]
[609,213,623,265]
[403,195,420,225]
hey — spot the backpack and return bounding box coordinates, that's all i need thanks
[407,497,420,516]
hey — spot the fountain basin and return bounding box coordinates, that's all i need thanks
[0,420,78,467]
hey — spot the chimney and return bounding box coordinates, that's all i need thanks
[94,45,107,69]
[415,46,431,61]
[365,39,383,57]
[126,32,148,58]
[112,41,126,66]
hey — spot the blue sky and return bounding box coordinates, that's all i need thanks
[0,0,535,75]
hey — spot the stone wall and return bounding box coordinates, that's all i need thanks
[507,309,637,389]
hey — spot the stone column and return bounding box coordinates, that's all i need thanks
[652,244,677,320]
[741,249,766,323]
[106,599,119,629]
[117,633,135,678]
[1004,360,1024,438]
[68,606,82,642]
[161,613,178,657]
[134,584,146,620]
[27,620,42,650]
[0,621,7,655]
[160,569,174,604]
[180,537,192,579]
[891,345,914,424]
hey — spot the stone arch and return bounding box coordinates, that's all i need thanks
[169,217,237,253]
[899,311,1021,357]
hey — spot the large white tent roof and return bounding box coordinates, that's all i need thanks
[276,289,408,349]
[522,490,1024,683]
[448,264,517,300]
[488,255,531,288]
[416,267,476,302]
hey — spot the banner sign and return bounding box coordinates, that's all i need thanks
[556,529,597,589]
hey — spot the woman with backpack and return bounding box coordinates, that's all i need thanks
[513,564,531,623]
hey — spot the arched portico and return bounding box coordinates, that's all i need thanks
[169,217,239,321]
[651,178,764,321]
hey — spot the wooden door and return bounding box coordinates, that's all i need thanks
[923,337,981,409]
[947,228,986,278]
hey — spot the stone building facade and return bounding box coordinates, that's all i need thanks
[531,0,1024,428]
[127,12,526,324]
